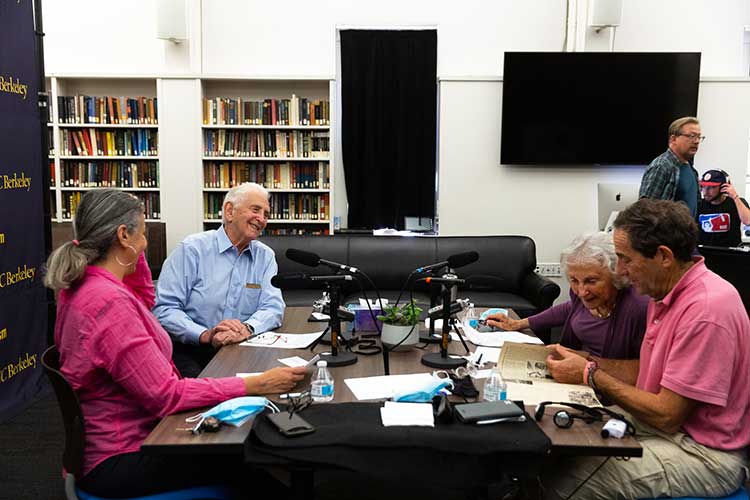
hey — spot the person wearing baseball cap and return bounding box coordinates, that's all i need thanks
[697,169,750,247]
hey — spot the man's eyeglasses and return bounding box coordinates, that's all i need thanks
[677,133,706,142]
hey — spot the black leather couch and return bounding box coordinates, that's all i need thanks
[262,235,560,320]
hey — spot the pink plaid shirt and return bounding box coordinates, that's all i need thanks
[54,254,245,476]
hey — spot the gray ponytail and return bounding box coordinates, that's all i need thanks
[44,190,144,291]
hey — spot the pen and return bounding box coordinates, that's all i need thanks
[476,415,526,425]
[244,331,263,342]
[476,353,483,365]
[279,392,302,400]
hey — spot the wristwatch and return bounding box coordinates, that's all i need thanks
[244,323,254,335]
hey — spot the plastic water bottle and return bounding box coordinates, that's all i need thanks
[464,304,478,330]
[311,360,334,402]
[483,370,507,402]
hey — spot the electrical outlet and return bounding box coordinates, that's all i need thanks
[537,263,561,277]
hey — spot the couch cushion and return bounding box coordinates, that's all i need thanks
[347,235,437,292]
[262,235,350,289]
[436,236,537,293]
[281,289,329,307]
[460,291,538,316]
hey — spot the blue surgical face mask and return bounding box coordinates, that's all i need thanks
[186,396,277,428]
[392,376,453,403]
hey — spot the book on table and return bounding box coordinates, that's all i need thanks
[497,342,601,407]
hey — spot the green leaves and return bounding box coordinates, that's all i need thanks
[377,299,422,326]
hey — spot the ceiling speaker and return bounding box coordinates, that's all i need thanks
[156,0,187,42]
[589,0,623,27]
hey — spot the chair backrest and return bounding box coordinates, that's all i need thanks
[41,345,85,479]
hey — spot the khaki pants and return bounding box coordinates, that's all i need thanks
[543,419,748,500]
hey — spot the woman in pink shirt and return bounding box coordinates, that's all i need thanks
[44,190,305,498]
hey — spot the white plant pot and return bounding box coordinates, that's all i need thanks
[381,323,420,350]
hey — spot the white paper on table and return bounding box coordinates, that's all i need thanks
[461,324,543,347]
[311,312,329,321]
[380,402,434,427]
[344,373,433,401]
[424,319,461,341]
[278,356,309,367]
[469,346,502,365]
[359,298,388,308]
[239,331,324,349]
[472,369,493,379]
[235,372,263,378]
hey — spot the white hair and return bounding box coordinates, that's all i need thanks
[559,232,629,289]
[222,182,270,224]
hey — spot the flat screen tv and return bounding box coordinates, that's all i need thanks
[500,52,701,165]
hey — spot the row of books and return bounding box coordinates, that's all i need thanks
[59,161,159,188]
[60,129,158,157]
[203,130,328,158]
[202,96,329,126]
[203,221,330,236]
[203,161,329,189]
[57,95,158,124]
[203,192,329,221]
[265,227,330,236]
[62,192,160,220]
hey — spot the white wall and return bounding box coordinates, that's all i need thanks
[201,0,567,77]
[42,0,750,280]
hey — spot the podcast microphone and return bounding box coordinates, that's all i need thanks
[270,272,309,287]
[427,298,471,319]
[415,251,479,273]
[423,276,466,285]
[310,275,354,282]
[286,248,358,273]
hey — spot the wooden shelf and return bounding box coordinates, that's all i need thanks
[203,219,329,224]
[57,123,158,128]
[201,156,327,162]
[60,186,159,191]
[59,155,159,160]
[202,124,328,130]
[62,218,161,223]
[203,187,328,193]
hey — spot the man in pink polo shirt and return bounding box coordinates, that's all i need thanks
[543,199,750,499]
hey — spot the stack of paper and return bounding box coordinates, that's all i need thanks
[344,373,433,400]
[380,401,434,427]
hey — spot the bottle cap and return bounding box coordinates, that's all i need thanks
[317,360,327,367]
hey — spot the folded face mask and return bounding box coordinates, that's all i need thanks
[392,377,453,403]
[185,396,277,428]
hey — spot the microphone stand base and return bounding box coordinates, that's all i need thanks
[418,332,442,344]
[319,350,358,367]
[318,329,354,345]
[420,352,467,369]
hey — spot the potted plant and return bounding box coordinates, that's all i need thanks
[377,299,422,350]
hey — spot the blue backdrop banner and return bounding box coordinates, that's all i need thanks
[0,0,48,420]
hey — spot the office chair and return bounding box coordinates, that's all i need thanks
[639,485,748,500]
[41,345,233,500]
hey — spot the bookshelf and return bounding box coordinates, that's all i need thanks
[200,79,333,236]
[48,77,161,222]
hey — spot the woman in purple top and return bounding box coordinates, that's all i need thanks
[486,232,648,358]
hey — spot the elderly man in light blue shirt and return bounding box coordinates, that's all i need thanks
[153,182,284,377]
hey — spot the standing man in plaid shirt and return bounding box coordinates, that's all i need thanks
[638,117,703,218]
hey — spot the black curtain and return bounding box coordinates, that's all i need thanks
[341,30,437,230]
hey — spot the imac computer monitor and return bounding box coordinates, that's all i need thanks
[404,216,433,232]
[597,183,640,232]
